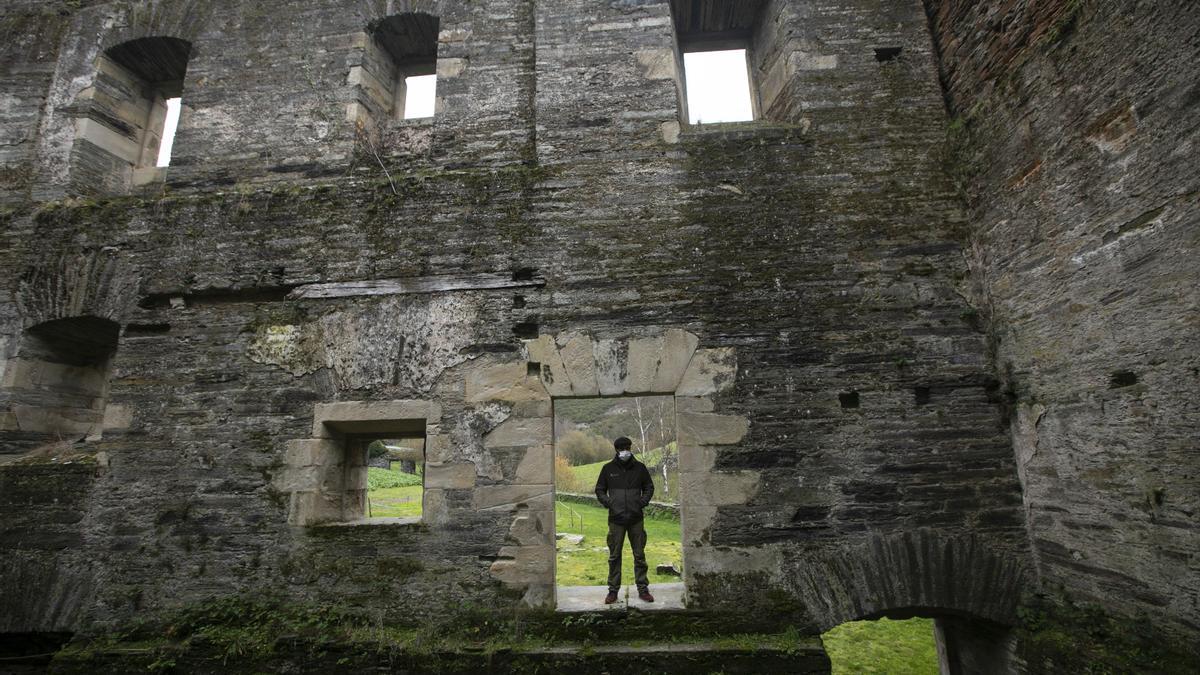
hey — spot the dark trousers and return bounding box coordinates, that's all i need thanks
[606,519,649,592]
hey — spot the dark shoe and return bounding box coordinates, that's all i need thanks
[638,589,655,603]
[604,591,619,604]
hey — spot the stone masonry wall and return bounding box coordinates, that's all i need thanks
[925,0,1200,644]
[3,0,1027,638]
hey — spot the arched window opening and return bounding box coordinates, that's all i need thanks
[349,12,440,135]
[1,317,120,454]
[74,36,191,192]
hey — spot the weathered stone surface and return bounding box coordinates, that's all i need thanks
[674,396,714,414]
[524,335,572,397]
[483,417,552,449]
[676,348,737,397]
[424,462,477,490]
[635,48,676,80]
[677,412,749,446]
[1,0,1143,657]
[678,445,717,474]
[679,471,758,506]
[312,400,440,437]
[592,338,628,396]
[651,328,699,392]
[473,485,553,512]
[557,331,599,396]
[623,335,664,394]
[514,444,553,484]
[100,404,133,431]
[465,361,549,404]
[284,439,342,468]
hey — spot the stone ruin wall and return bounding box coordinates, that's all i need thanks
[925,0,1200,645]
[1,0,1194,669]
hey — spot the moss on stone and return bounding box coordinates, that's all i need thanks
[1016,594,1200,673]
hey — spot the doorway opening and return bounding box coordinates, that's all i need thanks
[552,395,683,611]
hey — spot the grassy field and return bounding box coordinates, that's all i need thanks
[823,617,939,674]
[554,499,683,587]
[368,485,423,518]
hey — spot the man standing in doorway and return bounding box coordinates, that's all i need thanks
[594,436,656,604]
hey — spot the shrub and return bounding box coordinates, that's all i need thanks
[557,430,612,465]
[554,455,581,492]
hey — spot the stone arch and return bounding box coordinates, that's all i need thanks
[791,530,1028,672]
[0,316,121,454]
[98,2,211,56]
[15,249,138,329]
[791,530,1027,630]
[355,0,443,27]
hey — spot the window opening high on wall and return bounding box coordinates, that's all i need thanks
[683,49,755,124]
[156,97,182,167]
[402,73,437,119]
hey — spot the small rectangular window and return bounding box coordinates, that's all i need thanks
[683,49,755,125]
[155,97,182,167]
[402,73,437,120]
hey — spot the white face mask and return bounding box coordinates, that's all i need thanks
[618,450,633,461]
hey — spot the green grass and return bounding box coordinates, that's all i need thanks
[367,485,422,518]
[822,617,939,675]
[368,465,423,489]
[554,499,682,587]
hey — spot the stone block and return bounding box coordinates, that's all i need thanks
[423,488,449,527]
[514,444,553,484]
[678,445,717,474]
[102,404,133,431]
[490,543,555,584]
[288,490,343,526]
[13,405,98,435]
[652,328,699,392]
[484,416,552,449]
[465,361,549,403]
[624,335,665,394]
[424,434,451,463]
[474,485,553,511]
[524,335,572,397]
[557,331,599,396]
[425,462,476,489]
[681,506,716,547]
[677,412,749,446]
[675,396,714,413]
[437,57,467,78]
[592,338,628,396]
[676,348,737,396]
[680,471,759,506]
[312,400,438,437]
[508,509,554,547]
[284,438,342,467]
[660,120,681,144]
[635,48,676,80]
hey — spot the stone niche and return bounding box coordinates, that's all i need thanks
[469,327,755,608]
[0,316,120,454]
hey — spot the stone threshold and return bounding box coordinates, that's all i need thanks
[556,582,686,612]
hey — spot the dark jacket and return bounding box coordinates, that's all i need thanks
[594,454,655,525]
